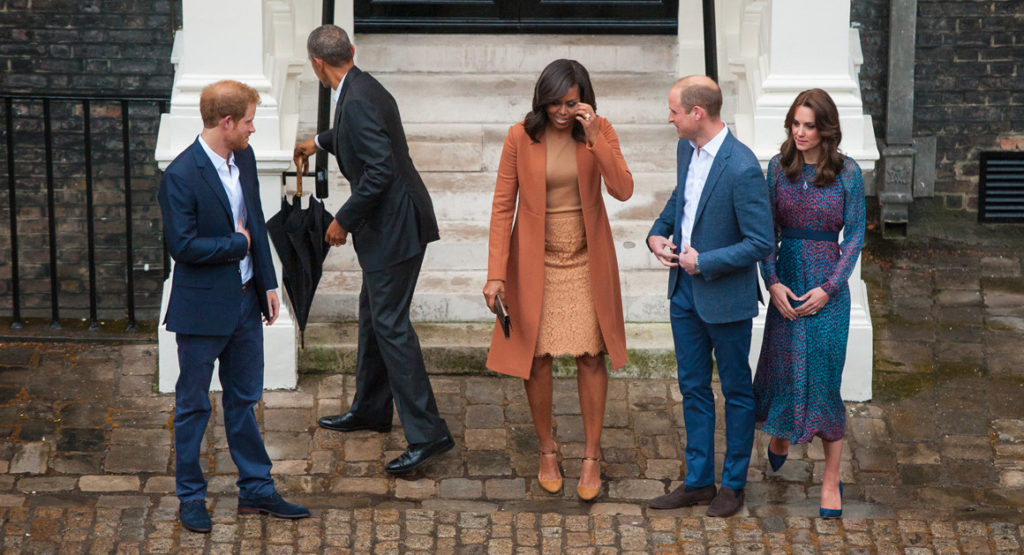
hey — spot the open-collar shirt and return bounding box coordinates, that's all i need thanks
[198,135,253,285]
[680,124,730,248]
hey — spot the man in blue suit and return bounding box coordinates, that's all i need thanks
[159,80,308,533]
[646,76,773,517]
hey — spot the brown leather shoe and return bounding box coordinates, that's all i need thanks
[647,484,716,509]
[706,486,744,517]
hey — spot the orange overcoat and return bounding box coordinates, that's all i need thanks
[485,118,634,378]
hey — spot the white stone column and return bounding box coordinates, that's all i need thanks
[155,0,303,392]
[722,0,878,401]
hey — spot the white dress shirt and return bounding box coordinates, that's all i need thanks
[198,135,253,285]
[680,124,730,249]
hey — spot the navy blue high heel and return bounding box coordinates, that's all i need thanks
[765,448,786,475]
[819,481,843,518]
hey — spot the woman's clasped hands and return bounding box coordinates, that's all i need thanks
[767,283,829,321]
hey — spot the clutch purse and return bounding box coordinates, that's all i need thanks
[494,294,512,339]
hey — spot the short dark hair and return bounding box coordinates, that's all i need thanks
[307,24,353,66]
[677,77,722,118]
[523,59,596,144]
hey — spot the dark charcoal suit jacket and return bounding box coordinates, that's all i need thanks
[316,66,440,272]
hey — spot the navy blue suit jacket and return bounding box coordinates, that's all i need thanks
[159,139,278,336]
[647,130,773,324]
[316,66,440,272]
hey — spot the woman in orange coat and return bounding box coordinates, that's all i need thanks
[482,59,633,501]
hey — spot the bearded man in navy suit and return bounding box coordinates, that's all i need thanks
[159,80,308,533]
[645,76,774,517]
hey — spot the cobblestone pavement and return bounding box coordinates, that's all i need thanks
[1,339,1022,552]
[1,212,1023,551]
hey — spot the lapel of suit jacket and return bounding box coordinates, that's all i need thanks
[236,148,259,228]
[334,66,359,133]
[333,66,360,174]
[675,139,693,240]
[191,139,235,228]
[693,131,734,227]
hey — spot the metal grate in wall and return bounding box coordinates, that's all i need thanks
[979,151,1024,223]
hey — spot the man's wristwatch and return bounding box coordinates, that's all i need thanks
[694,255,701,274]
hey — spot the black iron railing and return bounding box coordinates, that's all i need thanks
[1,93,170,331]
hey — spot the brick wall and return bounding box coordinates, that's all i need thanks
[851,0,1024,211]
[0,1,178,322]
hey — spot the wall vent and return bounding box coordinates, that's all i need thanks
[979,151,1024,223]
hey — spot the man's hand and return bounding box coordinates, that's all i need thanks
[767,283,799,321]
[648,235,679,267]
[293,138,317,168]
[265,290,280,326]
[236,218,251,251]
[679,244,700,275]
[325,218,348,246]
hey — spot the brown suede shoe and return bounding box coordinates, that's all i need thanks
[648,484,717,509]
[706,486,744,517]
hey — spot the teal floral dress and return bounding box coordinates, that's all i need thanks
[753,154,866,443]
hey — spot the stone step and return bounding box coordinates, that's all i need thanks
[410,171,674,222]
[309,267,670,323]
[374,72,677,125]
[298,321,677,378]
[320,219,666,273]
[399,122,680,174]
[356,34,681,75]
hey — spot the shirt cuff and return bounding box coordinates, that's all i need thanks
[313,136,322,150]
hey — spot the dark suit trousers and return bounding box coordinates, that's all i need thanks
[670,271,755,491]
[348,251,449,445]
[173,285,275,502]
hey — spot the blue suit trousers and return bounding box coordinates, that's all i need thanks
[173,285,275,501]
[670,271,754,491]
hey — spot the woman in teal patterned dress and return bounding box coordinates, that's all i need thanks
[753,89,865,518]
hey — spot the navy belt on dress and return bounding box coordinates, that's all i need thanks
[780,226,839,242]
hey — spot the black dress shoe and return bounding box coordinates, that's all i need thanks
[385,434,455,474]
[238,492,311,519]
[706,486,744,517]
[179,499,211,533]
[648,484,717,509]
[318,412,392,433]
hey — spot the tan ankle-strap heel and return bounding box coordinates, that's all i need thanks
[577,457,602,502]
[538,447,563,494]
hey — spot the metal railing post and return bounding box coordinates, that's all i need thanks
[121,100,137,331]
[4,97,23,329]
[83,99,99,330]
[43,99,61,329]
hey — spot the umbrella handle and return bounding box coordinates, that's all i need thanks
[296,156,308,197]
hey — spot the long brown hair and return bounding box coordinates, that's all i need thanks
[779,89,844,187]
[523,59,596,144]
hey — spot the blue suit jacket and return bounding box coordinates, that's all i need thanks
[647,130,773,324]
[158,139,278,336]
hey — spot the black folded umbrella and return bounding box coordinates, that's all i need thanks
[267,160,332,348]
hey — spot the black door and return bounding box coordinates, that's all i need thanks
[354,0,678,34]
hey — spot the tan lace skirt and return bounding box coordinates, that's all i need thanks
[534,211,607,358]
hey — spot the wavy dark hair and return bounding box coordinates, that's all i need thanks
[780,88,844,187]
[523,59,596,143]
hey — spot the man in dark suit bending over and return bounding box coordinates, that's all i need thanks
[294,25,453,474]
[160,80,308,533]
